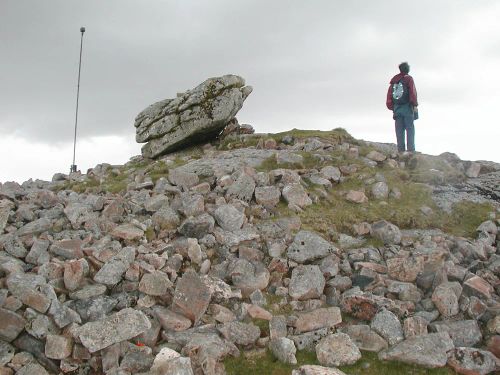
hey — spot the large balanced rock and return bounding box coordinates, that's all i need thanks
[135,75,252,158]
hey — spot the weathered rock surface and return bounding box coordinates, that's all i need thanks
[316,333,361,367]
[379,332,454,368]
[340,325,388,352]
[172,270,212,324]
[289,265,325,300]
[269,337,297,364]
[294,307,342,333]
[429,320,482,347]
[136,75,252,158]
[0,308,26,342]
[286,230,336,263]
[75,308,151,353]
[370,309,404,346]
[448,347,499,375]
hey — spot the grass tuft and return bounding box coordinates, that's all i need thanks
[224,350,457,375]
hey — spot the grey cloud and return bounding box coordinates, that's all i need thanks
[0,0,497,143]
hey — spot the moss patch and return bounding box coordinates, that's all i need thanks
[224,350,456,375]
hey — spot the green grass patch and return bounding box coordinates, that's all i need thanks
[146,160,169,183]
[272,128,355,145]
[101,171,129,194]
[144,226,155,242]
[439,201,495,237]
[224,350,456,375]
[51,177,100,194]
[218,134,262,150]
[274,167,493,239]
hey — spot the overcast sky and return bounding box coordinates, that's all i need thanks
[1,0,499,183]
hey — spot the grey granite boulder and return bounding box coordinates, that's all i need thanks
[287,230,336,263]
[370,220,401,244]
[429,320,482,347]
[269,337,297,364]
[214,204,245,231]
[340,324,388,352]
[378,332,454,368]
[76,308,151,353]
[289,265,325,300]
[218,321,260,346]
[448,347,499,375]
[370,309,404,346]
[94,246,135,286]
[172,270,212,324]
[178,213,215,239]
[135,75,252,158]
[316,333,361,367]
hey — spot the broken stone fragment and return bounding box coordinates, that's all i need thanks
[403,316,428,338]
[370,309,404,346]
[289,265,325,300]
[447,347,499,375]
[171,270,212,324]
[254,186,281,208]
[294,307,342,333]
[226,173,255,203]
[93,246,135,286]
[370,220,401,245]
[44,334,73,360]
[345,190,368,204]
[431,282,461,318]
[153,306,192,332]
[429,320,482,347]
[463,275,494,300]
[76,308,151,353]
[386,256,424,282]
[282,183,312,208]
[339,324,388,352]
[111,223,144,241]
[316,333,361,367]
[269,337,297,365]
[138,270,173,296]
[0,308,26,342]
[218,321,260,346]
[286,230,337,263]
[178,213,215,239]
[378,332,454,368]
[213,204,245,231]
[228,259,270,297]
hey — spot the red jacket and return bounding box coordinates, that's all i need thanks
[386,73,418,110]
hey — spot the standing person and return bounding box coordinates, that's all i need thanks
[386,62,418,154]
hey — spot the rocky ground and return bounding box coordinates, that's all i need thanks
[1,127,500,375]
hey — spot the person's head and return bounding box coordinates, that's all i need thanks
[399,62,410,74]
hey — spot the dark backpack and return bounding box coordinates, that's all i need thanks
[392,77,409,105]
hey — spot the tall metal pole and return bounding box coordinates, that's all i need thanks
[71,27,86,173]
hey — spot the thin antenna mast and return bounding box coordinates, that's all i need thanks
[71,26,86,173]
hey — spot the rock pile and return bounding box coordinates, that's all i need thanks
[134,75,252,158]
[1,127,500,374]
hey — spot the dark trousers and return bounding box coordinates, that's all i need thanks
[395,115,415,152]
